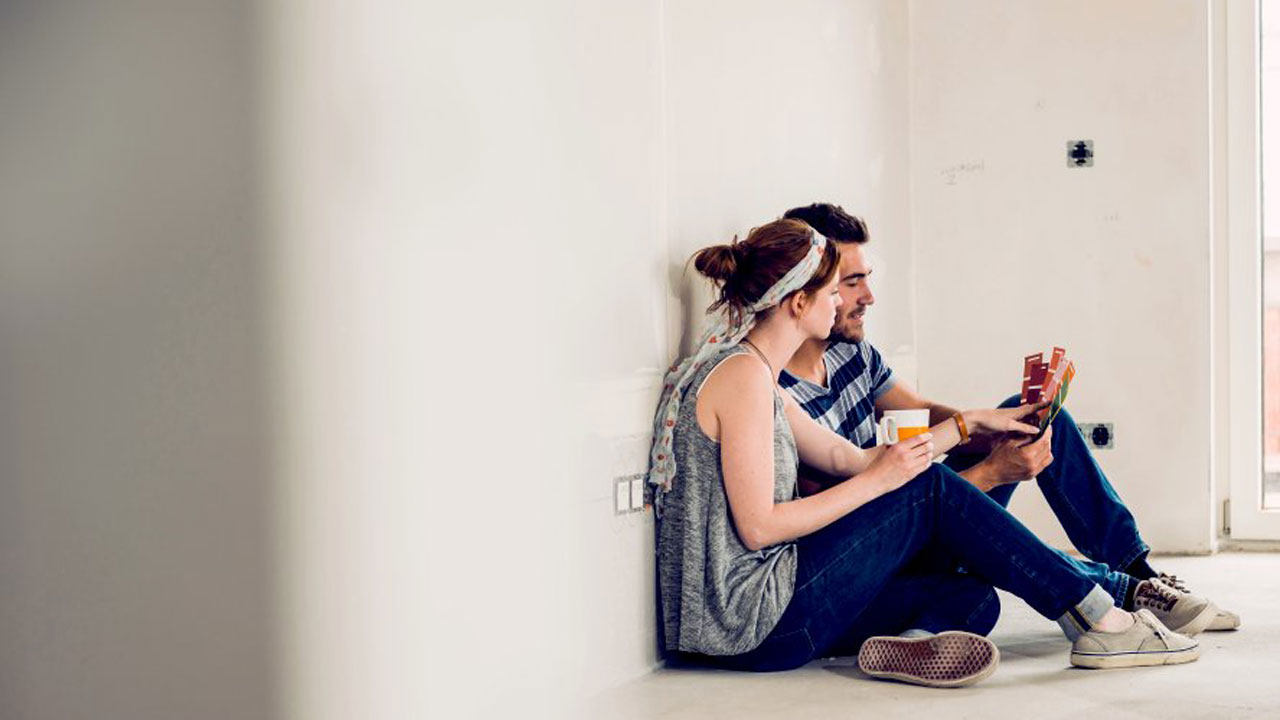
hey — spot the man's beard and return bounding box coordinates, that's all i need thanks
[828,314,865,344]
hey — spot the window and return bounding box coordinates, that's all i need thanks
[1264,0,1280,508]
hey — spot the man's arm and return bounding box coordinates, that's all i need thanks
[792,381,962,496]
[875,382,960,427]
[874,381,1011,491]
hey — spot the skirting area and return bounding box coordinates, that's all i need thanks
[595,553,1280,719]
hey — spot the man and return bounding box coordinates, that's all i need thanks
[779,202,1239,636]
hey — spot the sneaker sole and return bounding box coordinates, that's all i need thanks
[1167,603,1219,637]
[858,631,999,688]
[1070,644,1200,669]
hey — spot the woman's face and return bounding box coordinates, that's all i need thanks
[799,275,843,339]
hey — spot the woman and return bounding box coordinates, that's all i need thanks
[648,218,1198,686]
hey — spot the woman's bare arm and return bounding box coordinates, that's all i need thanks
[781,392,881,476]
[702,355,935,551]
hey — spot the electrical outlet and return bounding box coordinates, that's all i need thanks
[1067,139,1094,167]
[1077,422,1114,449]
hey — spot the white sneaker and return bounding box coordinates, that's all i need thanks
[1206,608,1241,631]
[1133,577,1218,637]
[1070,609,1199,669]
[1158,573,1240,631]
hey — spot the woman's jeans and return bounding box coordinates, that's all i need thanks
[673,465,1113,672]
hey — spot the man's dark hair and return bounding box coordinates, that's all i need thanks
[782,203,869,243]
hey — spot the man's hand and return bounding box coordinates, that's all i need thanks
[967,427,1053,491]
[963,401,1049,438]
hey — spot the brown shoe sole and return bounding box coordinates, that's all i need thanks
[857,631,999,688]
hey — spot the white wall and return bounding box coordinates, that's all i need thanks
[663,0,915,362]
[909,0,1215,553]
[265,1,913,714]
[0,2,273,719]
[262,2,649,716]
[586,0,913,693]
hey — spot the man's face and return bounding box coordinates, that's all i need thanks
[828,242,875,343]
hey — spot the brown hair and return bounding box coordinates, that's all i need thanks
[693,218,839,330]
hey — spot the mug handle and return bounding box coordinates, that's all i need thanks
[878,416,898,445]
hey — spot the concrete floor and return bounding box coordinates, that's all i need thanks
[593,553,1280,719]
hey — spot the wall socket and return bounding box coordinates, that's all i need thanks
[1077,422,1114,449]
[614,473,649,514]
[1067,139,1094,167]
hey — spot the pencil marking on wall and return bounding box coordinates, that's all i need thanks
[941,161,985,186]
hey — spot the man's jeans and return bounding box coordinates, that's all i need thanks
[942,396,1149,609]
[672,465,1113,672]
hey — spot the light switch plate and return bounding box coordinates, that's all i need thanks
[630,476,646,510]
[615,479,631,514]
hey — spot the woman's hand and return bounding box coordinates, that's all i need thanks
[963,402,1047,437]
[866,433,935,493]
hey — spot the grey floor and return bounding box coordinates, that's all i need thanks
[594,553,1280,719]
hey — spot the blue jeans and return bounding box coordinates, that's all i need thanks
[672,465,1113,672]
[941,395,1149,607]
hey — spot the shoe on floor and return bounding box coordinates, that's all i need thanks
[1158,573,1241,631]
[1136,576,1218,636]
[1206,608,1241,631]
[858,631,998,688]
[1070,609,1199,669]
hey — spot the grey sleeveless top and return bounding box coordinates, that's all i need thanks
[656,345,799,655]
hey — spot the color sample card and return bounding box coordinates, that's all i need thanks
[1041,347,1068,407]
[1021,352,1045,404]
[1022,347,1075,444]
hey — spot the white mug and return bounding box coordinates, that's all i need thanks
[878,409,931,445]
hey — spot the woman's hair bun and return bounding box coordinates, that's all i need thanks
[689,218,836,332]
[693,243,739,283]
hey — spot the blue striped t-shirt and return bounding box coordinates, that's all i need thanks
[779,341,895,449]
